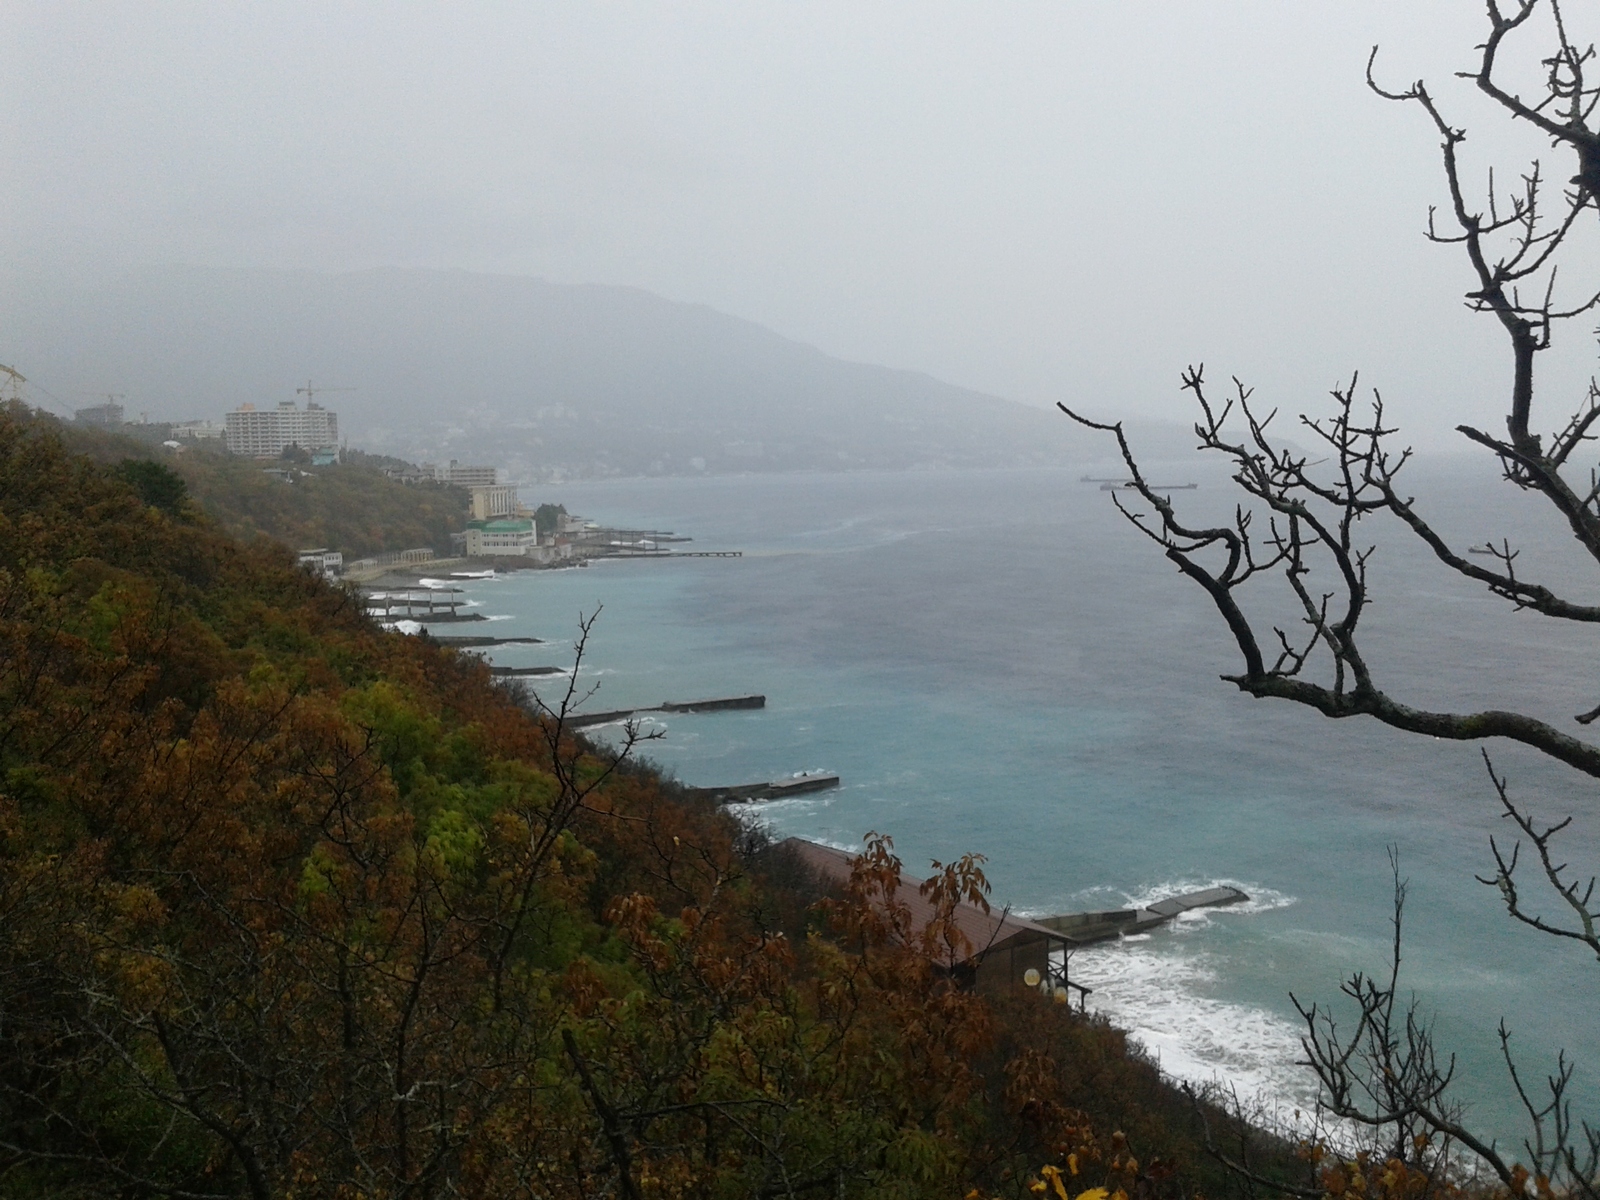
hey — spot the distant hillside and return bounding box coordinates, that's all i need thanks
[0,266,1182,482]
[57,420,466,557]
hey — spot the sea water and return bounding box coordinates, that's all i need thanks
[424,462,1598,1147]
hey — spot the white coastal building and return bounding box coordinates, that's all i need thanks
[464,518,538,557]
[297,548,344,579]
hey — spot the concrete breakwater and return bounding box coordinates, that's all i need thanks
[688,773,841,803]
[1035,886,1248,946]
[567,695,766,730]
[659,695,765,713]
[433,635,543,647]
[611,550,744,558]
[1098,481,1198,492]
[488,665,566,677]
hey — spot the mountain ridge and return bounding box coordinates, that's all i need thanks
[1,264,1182,480]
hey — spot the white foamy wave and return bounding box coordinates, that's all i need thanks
[572,717,630,730]
[756,788,839,811]
[725,794,839,829]
[1069,941,1320,1117]
[813,835,862,853]
[482,614,515,622]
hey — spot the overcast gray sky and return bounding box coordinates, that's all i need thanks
[6,2,1600,447]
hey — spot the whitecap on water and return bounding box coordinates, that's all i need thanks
[1068,939,1319,1118]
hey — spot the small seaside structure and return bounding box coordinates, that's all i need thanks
[782,838,1073,997]
[464,517,539,557]
[297,548,344,579]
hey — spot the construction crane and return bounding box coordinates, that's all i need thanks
[0,364,25,404]
[296,380,356,406]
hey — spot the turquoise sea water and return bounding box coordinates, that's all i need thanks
[419,463,1597,1145]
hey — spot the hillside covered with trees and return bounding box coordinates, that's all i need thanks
[55,423,467,558]
[0,402,1283,1198]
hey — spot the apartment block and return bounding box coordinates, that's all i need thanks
[225,401,339,458]
[429,460,498,487]
[75,402,125,429]
[468,484,518,520]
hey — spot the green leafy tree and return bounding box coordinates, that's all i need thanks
[115,458,188,513]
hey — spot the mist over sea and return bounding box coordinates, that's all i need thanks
[438,460,1597,1143]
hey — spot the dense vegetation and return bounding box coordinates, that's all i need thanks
[533,502,568,537]
[56,421,466,558]
[0,403,1287,1198]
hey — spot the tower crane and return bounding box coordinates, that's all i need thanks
[0,365,25,404]
[296,381,356,405]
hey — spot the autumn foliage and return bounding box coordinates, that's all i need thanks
[2,403,1254,1198]
[57,422,467,559]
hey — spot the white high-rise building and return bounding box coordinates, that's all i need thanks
[224,402,338,458]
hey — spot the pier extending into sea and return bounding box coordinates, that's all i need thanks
[687,773,840,802]
[567,694,766,730]
[1036,886,1249,945]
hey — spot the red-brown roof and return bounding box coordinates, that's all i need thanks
[780,837,1065,966]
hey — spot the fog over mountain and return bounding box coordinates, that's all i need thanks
[2,265,1191,481]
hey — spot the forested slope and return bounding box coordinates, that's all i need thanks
[0,402,1270,1198]
[56,423,466,557]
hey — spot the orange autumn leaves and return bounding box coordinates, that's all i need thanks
[1,403,1228,1197]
